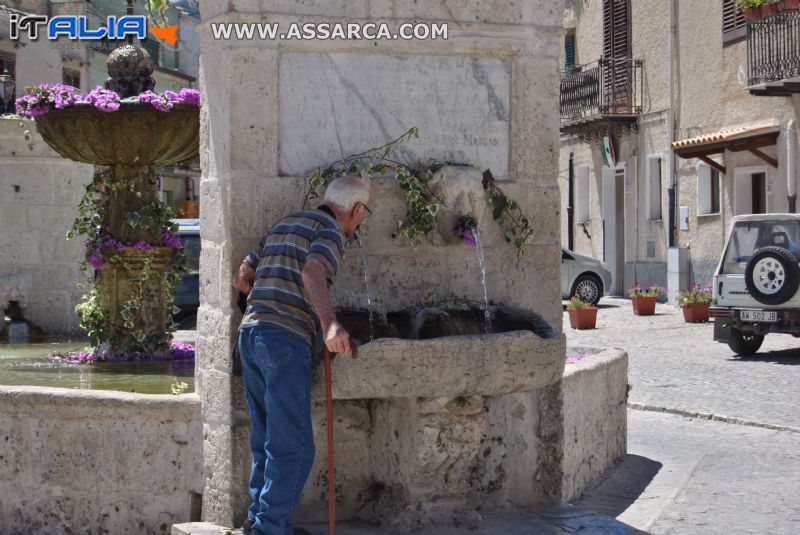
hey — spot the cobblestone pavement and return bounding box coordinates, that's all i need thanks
[565,297,800,430]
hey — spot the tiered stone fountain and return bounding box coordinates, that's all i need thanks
[32,45,199,356]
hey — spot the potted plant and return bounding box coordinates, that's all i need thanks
[567,296,598,329]
[629,283,666,316]
[737,0,765,21]
[763,0,781,16]
[677,283,713,323]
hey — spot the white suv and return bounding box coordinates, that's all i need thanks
[711,214,800,355]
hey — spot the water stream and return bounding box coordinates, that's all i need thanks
[357,231,375,341]
[472,228,492,333]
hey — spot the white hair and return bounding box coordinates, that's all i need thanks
[322,176,371,211]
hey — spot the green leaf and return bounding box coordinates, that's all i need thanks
[505,230,515,242]
[482,169,494,189]
[492,197,507,220]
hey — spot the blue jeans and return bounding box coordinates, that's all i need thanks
[238,324,314,535]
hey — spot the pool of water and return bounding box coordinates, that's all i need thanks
[0,340,195,395]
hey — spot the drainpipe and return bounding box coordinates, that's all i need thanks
[788,120,797,213]
[568,151,575,250]
[667,0,677,248]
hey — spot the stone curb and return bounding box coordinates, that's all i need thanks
[627,402,800,434]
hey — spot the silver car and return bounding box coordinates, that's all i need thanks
[561,248,613,306]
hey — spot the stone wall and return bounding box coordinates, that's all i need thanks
[561,349,628,502]
[197,1,565,527]
[0,119,93,334]
[0,386,203,535]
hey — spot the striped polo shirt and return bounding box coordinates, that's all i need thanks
[239,207,344,345]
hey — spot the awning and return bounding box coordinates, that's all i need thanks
[672,124,780,174]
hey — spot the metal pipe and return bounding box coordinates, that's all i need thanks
[568,151,575,250]
[667,0,677,248]
[788,120,797,212]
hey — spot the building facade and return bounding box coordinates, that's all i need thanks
[559,0,799,301]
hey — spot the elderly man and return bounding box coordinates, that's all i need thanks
[232,176,372,535]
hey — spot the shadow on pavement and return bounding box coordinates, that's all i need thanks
[732,348,800,365]
[576,454,662,519]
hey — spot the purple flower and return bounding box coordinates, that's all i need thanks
[88,251,108,270]
[454,226,477,247]
[49,350,98,364]
[178,87,201,106]
[83,86,121,112]
[566,352,593,364]
[162,228,183,248]
[138,90,173,112]
[169,340,195,360]
[134,241,153,252]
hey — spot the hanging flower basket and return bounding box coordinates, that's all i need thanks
[743,5,762,20]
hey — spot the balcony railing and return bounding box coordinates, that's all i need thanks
[747,10,800,92]
[560,58,643,125]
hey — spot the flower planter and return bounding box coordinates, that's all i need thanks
[682,302,710,323]
[631,296,657,316]
[763,2,780,16]
[782,0,800,10]
[743,6,762,20]
[568,307,598,329]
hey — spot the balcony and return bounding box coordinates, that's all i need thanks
[747,10,800,96]
[560,58,643,141]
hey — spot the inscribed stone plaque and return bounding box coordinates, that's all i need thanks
[278,53,510,176]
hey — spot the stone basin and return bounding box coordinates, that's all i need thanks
[313,306,565,400]
[33,102,199,166]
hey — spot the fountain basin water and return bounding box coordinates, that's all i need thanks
[0,339,195,394]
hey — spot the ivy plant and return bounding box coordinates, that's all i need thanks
[304,128,534,260]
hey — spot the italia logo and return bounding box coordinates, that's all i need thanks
[8,14,178,45]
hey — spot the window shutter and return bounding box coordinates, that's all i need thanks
[603,0,630,60]
[603,0,631,112]
[0,50,15,77]
[63,68,81,89]
[565,32,576,70]
[576,165,590,223]
[722,0,746,34]
[647,156,662,220]
[697,163,712,215]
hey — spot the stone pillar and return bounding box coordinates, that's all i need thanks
[197,1,564,525]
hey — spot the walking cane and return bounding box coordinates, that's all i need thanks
[324,342,358,535]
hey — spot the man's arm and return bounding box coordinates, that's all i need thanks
[232,261,255,294]
[302,258,351,355]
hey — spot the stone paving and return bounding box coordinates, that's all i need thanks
[565,297,800,430]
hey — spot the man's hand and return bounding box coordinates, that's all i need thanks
[324,320,351,356]
[232,261,255,294]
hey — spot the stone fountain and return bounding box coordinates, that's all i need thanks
[32,45,199,356]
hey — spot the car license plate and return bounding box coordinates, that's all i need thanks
[739,310,778,322]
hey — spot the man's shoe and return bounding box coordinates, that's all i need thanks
[293,528,311,535]
[241,518,254,534]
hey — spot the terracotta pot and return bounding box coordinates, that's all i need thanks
[568,307,598,329]
[682,302,710,323]
[631,295,657,315]
[743,6,762,20]
[762,2,780,16]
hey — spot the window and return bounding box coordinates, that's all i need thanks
[576,165,590,223]
[697,162,721,215]
[722,0,746,45]
[603,0,631,110]
[0,50,15,113]
[63,67,80,89]
[646,156,662,220]
[565,31,576,70]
